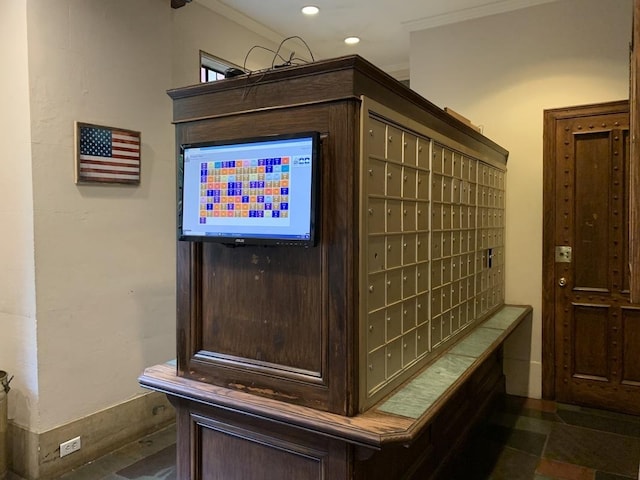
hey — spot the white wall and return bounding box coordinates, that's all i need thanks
[0,0,39,429]
[1,0,305,437]
[26,0,175,432]
[409,0,632,397]
[172,1,291,88]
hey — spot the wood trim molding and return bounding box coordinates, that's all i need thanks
[166,55,509,159]
[140,305,531,449]
[630,0,640,303]
[541,108,557,400]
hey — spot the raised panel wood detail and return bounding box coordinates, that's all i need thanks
[572,304,610,381]
[184,405,349,480]
[574,132,611,291]
[200,422,323,480]
[621,307,640,385]
[201,245,322,374]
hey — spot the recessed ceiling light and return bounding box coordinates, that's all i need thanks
[301,5,319,15]
[344,36,360,45]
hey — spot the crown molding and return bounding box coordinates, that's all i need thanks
[194,0,284,45]
[381,62,410,81]
[402,0,559,31]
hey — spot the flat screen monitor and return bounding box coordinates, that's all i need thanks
[178,132,320,246]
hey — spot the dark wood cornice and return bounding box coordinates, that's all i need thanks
[167,54,509,160]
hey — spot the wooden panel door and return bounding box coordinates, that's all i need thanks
[543,101,640,415]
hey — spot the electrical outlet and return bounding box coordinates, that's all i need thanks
[60,436,81,458]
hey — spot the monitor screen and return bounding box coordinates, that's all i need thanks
[178,132,320,246]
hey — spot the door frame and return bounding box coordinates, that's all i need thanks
[631,0,640,303]
[541,100,630,399]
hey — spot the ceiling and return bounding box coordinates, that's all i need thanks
[194,0,559,77]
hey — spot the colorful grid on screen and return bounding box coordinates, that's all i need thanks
[199,157,290,223]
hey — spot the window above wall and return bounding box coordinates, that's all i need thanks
[200,51,238,83]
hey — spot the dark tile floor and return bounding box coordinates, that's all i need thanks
[6,424,177,480]
[8,395,640,479]
[58,423,177,480]
[439,395,640,480]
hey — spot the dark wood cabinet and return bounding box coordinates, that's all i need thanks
[141,55,526,479]
[174,97,359,415]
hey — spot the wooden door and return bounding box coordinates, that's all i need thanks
[543,101,640,415]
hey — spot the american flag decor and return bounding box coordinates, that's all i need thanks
[75,122,141,185]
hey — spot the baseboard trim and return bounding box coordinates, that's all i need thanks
[10,391,175,480]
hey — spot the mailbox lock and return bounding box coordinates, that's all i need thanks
[558,277,567,287]
[555,246,572,263]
